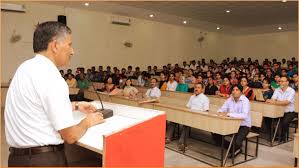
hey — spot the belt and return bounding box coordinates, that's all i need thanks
[9,144,64,156]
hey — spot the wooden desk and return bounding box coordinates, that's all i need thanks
[161,90,286,119]
[74,101,166,167]
[154,103,242,135]
[160,91,286,146]
[84,92,242,166]
[69,88,80,95]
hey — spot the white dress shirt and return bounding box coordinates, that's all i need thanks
[145,86,161,98]
[271,87,296,113]
[189,64,197,70]
[218,95,251,127]
[183,65,190,70]
[200,65,209,72]
[5,54,75,148]
[186,93,209,112]
[166,81,178,91]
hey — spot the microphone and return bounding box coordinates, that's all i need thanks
[87,76,113,119]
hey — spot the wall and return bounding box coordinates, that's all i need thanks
[1,2,234,82]
[1,2,297,83]
[232,31,298,61]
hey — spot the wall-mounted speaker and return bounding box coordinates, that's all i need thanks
[58,15,67,25]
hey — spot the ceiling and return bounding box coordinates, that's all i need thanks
[39,1,298,33]
[115,1,297,28]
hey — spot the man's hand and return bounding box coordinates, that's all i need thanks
[84,112,105,128]
[78,102,97,114]
[217,112,229,117]
[266,99,275,104]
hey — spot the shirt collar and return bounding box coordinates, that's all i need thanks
[278,86,290,93]
[230,95,246,102]
[35,54,57,68]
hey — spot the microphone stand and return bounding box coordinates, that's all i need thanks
[87,76,113,119]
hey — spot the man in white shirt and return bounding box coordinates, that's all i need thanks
[212,84,251,158]
[166,73,178,91]
[189,60,198,70]
[200,63,209,72]
[4,21,104,166]
[139,78,161,104]
[266,76,297,142]
[166,83,209,151]
[182,61,190,70]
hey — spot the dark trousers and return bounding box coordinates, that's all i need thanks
[8,149,67,167]
[166,122,176,140]
[166,122,190,144]
[278,112,297,140]
[212,126,250,152]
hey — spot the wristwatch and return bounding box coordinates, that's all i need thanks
[75,102,79,111]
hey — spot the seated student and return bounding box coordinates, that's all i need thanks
[196,75,204,84]
[230,71,239,85]
[122,78,139,98]
[176,76,188,92]
[287,64,296,77]
[147,66,155,75]
[59,70,64,77]
[185,69,194,83]
[77,73,90,90]
[248,74,263,88]
[203,71,213,86]
[260,78,274,133]
[76,73,90,100]
[120,68,127,78]
[166,83,209,151]
[174,72,181,83]
[266,76,297,142]
[271,73,281,90]
[205,77,218,95]
[240,77,254,100]
[159,72,168,91]
[260,73,266,83]
[126,66,134,77]
[166,73,178,91]
[212,85,251,157]
[261,78,274,101]
[182,61,190,70]
[289,73,298,92]
[137,71,147,86]
[139,78,161,104]
[102,76,116,93]
[281,69,288,77]
[133,67,141,79]
[216,77,231,98]
[143,73,151,87]
[214,72,223,88]
[153,65,160,75]
[66,73,77,88]
[111,69,121,86]
[118,76,127,89]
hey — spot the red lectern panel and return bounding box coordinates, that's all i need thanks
[104,114,166,167]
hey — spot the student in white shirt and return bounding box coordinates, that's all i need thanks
[139,78,161,104]
[182,61,190,70]
[4,21,104,167]
[212,84,251,158]
[166,83,209,151]
[266,76,297,142]
[166,73,178,91]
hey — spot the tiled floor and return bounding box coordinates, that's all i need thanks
[1,108,296,167]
